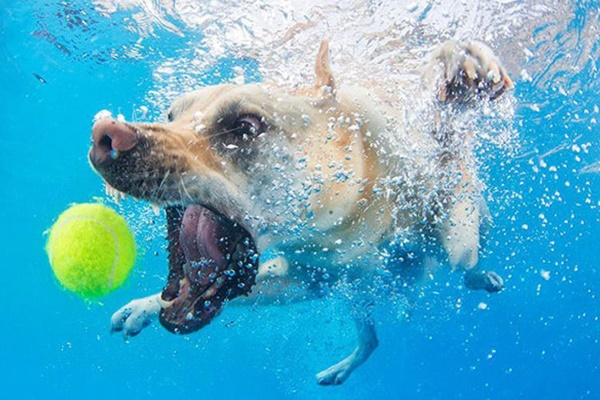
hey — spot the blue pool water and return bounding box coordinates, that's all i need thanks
[2,1,600,399]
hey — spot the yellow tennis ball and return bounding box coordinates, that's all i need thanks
[45,203,136,298]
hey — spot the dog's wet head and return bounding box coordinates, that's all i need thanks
[88,87,287,332]
[88,84,329,333]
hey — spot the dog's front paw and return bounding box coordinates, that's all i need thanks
[464,270,504,293]
[429,40,513,102]
[110,293,162,337]
[316,360,353,386]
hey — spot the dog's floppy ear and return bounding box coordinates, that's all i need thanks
[314,39,335,90]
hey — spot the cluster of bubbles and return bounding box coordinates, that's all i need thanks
[81,1,577,117]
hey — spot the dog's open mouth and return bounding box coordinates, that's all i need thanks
[159,205,258,334]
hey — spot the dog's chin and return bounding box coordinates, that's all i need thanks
[158,204,259,334]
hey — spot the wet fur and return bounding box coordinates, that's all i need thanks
[107,40,512,385]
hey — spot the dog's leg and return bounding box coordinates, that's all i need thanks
[316,314,379,386]
[440,167,480,271]
[462,198,503,292]
[425,41,511,293]
[440,168,504,293]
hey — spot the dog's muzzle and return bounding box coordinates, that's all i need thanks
[88,119,259,333]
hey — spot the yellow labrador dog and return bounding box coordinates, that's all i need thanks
[89,40,512,385]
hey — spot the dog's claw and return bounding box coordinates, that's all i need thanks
[315,318,378,385]
[464,270,504,293]
[432,40,512,103]
[110,294,161,337]
[316,362,352,386]
[484,271,504,293]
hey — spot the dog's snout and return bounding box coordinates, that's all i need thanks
[90,119,138,164]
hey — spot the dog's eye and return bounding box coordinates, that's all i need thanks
[232,114,263,139]
[167,111,174,122]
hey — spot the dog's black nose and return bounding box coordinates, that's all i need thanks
[90,119,138,165]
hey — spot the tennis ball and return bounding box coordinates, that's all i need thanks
[45,203,136,298]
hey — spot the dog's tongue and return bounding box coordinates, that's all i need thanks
[159,205,258,334]
[180,206,228,274]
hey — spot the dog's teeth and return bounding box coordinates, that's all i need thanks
[104,182,126,204]
[202,284,218,299]
[157,297,174,309]
[151,203,161,216]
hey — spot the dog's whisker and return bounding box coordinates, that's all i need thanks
[203,126,246,140]
[153,170,171,202]
[179,176,194,202]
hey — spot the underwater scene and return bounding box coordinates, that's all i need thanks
[2,0,600,398]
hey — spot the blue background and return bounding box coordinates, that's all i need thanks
[1,1,599,399]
